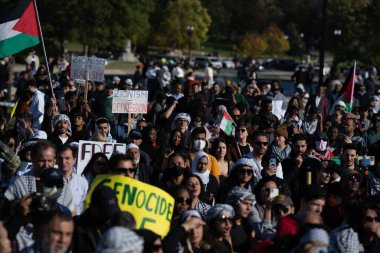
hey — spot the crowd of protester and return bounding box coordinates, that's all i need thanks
[0,53,379,253]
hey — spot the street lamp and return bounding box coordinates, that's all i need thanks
[186,25,194,58]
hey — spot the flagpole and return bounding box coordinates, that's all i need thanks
[349,62,357,111]
[32,0,55,99]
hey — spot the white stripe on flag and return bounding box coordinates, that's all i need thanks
[0,20,20,41]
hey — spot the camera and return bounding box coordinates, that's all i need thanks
[356,156,375,167]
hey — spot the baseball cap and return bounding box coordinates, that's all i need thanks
[272,195,293,207]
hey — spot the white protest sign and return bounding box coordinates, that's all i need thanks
[77,140,127,175]
[70,56,106,82]
[112,90,149,114]
[272,100,284,120]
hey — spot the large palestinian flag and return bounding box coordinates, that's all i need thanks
[0,0,40,58]
[336,62,356,112]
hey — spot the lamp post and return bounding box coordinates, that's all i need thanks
[186,25,194,58]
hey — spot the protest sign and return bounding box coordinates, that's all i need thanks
[77,140,126,175]
[70,56,106,82]
[85,174,174,237]
[112,90,148,114]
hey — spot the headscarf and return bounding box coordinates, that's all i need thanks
[171,113,191,130]
[205,204,235,223]
[95,117,116,143]
[95,227,144,253]
[53,114,71,132]
[226,187,256,206]
[192,151,210,185]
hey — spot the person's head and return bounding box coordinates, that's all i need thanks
[41,211,74,253]
[108,153,135,178]
[185,174,205,199]
[232,158,255,186]
[226,187,255,219]
[53,114,71,135]
[25,79,38,94]
[253,131,269,156]
[173,186,192,215]
[18,113,34,133]
[213,83,220,94]
[31,141,57,175]
[235,122,249,141]
[191,127,207,151]
[174,113,191,132]
[142,126,157,144]
[206,204,235,237]
[82,152,108,176]
[57,145,77,175]
[301,185,327,214]
[357,204,380,239]
[211,138,229,160]
[292,134,308,155]
[95,227,144,253]
[344,118,357,135]
[334,101,346,112]
[169,129,183,148]
[179,210,205,248]
[96,118,110,136]
[272,195,295,218]
[136,119,148,132]
[327,126,340,141]
[73,112,86,128]
[271,80,281,94]
[371,113,380,130]
[317,85,327,96]
[193,152,209,173]
[254,177,279,204]
[128,129,143,146]
[231,107,241,122]
[90,185,121,223]
[314,132,329,152]
[275,124,288,146]
[340,169,361,193]
[341,144,358,168]
[135,229,163,253]
[95,81,105,91]
[126,144,140,166]
[261,98,273,112]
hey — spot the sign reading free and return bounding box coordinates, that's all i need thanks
[85,175,174,237]
[77,140,126,175]
[112,90,148,114]
[70,56,106,82]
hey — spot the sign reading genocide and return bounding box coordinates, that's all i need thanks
[77,140,126,175]
[70,56,106,82]
[112,90,148,114]
[85,175,174,237]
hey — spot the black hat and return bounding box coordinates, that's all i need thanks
[90,185,120,218]
[129,129,142,139]
[40,168,64,188]
[303,185,327,202]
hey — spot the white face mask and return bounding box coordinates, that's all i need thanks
[193,140,206,151]
[316,140,328,151]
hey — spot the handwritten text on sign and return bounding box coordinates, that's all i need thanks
[85,175,174,237]
[70,56,106,82]
[112,90,148,114]
[77,140,126,175]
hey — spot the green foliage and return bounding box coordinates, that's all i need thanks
[153,0,211,51]
[237,33,267,57]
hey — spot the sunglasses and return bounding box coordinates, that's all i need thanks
[364,216,380,223]
[176,197,192,205]
[152,244,163,251]
[255,141,268,146]
[239,169,253,175]
[232,115,240,118]
[113,167,137,174]
[273,206,289,215]
[237,129,246,133]
[216,215,233,223]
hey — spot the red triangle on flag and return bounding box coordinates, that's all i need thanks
[12,0,39,38]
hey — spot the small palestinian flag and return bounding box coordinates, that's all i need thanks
[0,0,40,59]
[336,62,356,112]
[219,106,235,136]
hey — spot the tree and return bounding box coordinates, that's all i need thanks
[237,33,267,57]
[154,0,211,51]
[262,25,290,55]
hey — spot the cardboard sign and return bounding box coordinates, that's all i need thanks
[77,140,126,175]
[112,90,148,114]
[85,175,174,237]
[70,56,106,82]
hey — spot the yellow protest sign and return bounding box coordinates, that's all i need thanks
[85,174,174,237]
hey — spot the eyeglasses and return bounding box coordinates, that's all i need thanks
[364,216,380,223]
[113,167,137,174]
[237,129,246,133]
[273,206,289,215]
[255,141,268,146]
[239,169,253,175]
[216,215,233,223]
[176,197,192,205]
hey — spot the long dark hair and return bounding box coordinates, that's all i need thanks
[81,152,108,175]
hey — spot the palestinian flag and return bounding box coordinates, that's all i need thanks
[219,106,235,136]
[336,62,356,112]
[0,0,40,59]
